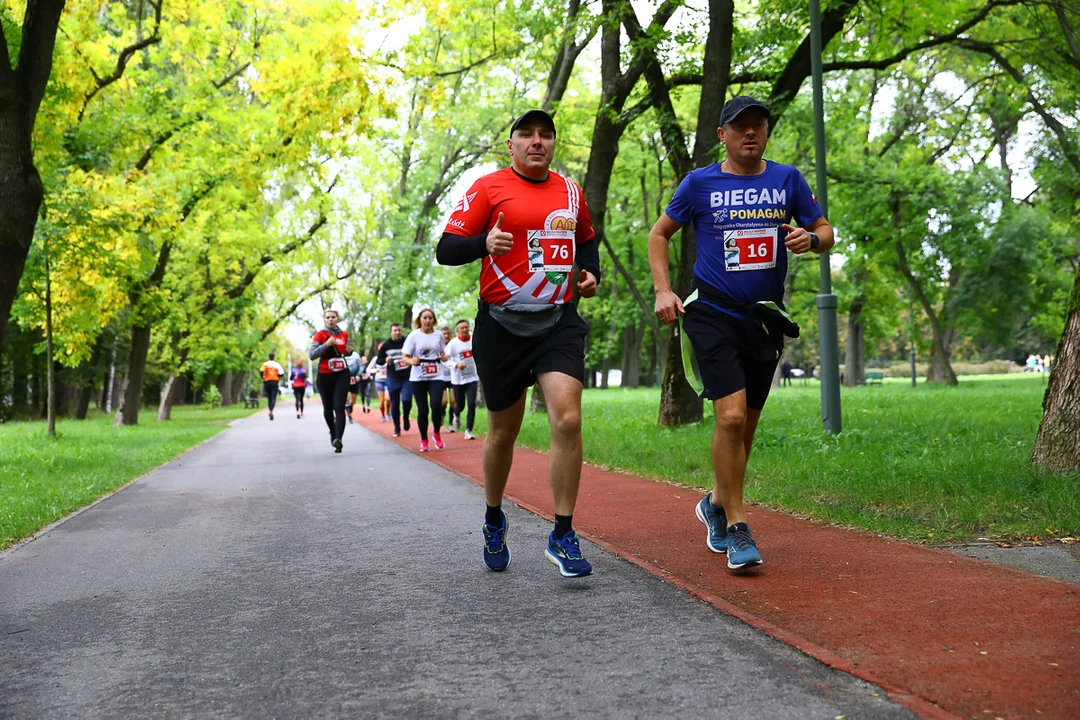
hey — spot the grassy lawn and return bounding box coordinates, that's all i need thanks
[0,405,256,549]
[474,374,1078,542]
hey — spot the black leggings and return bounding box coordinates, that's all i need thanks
[453,381,478,431]
[410,379,444,441]
[388,377,413,433]
[316,371,350,441]
[293,388,305,413]
[264,381,279,412]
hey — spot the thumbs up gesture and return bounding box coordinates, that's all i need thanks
[486,212,514,256]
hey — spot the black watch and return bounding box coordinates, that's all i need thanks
[808,232,820,251]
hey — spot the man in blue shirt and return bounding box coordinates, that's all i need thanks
[648,96,834,571]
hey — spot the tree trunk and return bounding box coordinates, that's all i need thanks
[843,297,866,387]
[11,332,29,413]
[157,374,181,420]
[75,338,104,419]
[1031,268,1080,472]
[217,371,234,406]
[115,323,152,426]
[0,0,66,358]
[926,325,958,385]
[658,223,704,426]
[622,322,644,388]
[231,371,246,405]
[0,96,41,367]
[45,255,56,437]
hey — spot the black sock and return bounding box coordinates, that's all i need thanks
[553,514,573,538]
[485,504,503,528]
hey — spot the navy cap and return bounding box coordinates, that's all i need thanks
[719,96,772,127]
[510,109,556,137]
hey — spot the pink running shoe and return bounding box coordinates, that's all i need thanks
[419,439,429,452]
[433,432,445,450]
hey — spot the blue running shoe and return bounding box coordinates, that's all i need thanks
[695,492,728,553]
[726,522,763,570]
[482,511,511,572]
[545,530,593,577]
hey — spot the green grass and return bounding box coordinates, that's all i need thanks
[0,405,255,549]
[473,374,1079,542]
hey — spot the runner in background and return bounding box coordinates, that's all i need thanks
[367,349,390,422]
[344,346,363,424]
[376,323,413,437]
[309,308,353,453]
[259,352,284,421]
[436,109,601,577]
[445,318,479,440]
[357,355,372,414]
[439,326,457,432]
[290,359,308,418]
[402,308,449,452]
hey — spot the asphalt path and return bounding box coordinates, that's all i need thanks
[1,407,913,719]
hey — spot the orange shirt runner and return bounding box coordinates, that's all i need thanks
[443,168,595,307]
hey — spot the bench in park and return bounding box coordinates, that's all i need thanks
[243,391,260,409]
[864,371,884,386]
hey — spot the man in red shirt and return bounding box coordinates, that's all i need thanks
[437,109,601,578]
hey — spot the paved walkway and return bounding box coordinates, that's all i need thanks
[358,409,1080,720]
[2,409,912,719]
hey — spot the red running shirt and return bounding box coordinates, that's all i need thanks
[311,329,349,374]
[443,168,595,307]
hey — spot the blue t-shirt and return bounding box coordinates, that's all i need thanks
[665,160,822,317]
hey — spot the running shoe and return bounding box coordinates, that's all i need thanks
[381,415,387,423]
[452,418,460,432]
[545,531,593,577]
[269,411,274,421]
[695,492,728,553]
[296,412,300,419]
[392,432,400,438]
[333,438,343,454]
[433,432,444,449]
[726,522,763,570]
[446,425,456,433]
[464,430,476,440]
[403,416,411,431]
[419,439,429,452]
[482,511,511,572]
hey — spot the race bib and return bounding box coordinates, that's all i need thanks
[394,359,409,371]
[461,350,473,359]
[421,362,439,377]
[723,228,777,272]
[527,229,575,274]
[327,357,346,372]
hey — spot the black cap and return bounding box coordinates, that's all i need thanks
[510,109,556,137]
[719,96,772,127]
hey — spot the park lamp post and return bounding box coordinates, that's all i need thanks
[810,0,843,434]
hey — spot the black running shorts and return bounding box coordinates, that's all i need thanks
[682,301,781,410]
[473,302,589,412]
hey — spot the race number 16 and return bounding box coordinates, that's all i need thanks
[746,243,770,259]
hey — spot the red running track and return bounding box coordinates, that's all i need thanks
[355,409,1079,720]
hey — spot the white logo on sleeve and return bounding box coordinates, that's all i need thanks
[454,191,478,213]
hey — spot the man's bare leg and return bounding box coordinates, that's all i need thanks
[482,390,527,508]
[536,372,584,516]
[711,390,750,525]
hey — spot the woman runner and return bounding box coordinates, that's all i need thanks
[309,308,353,453]
[402,308,449,452]
[289,359,308,418]
[368,349,390,421]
